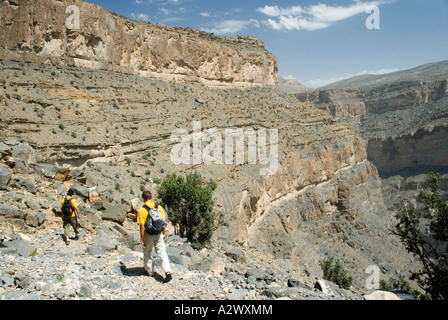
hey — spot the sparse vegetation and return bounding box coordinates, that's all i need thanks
[157,171,222,249]
[393,171,448,300]
[320,257,353,290]
[380,275,429,300]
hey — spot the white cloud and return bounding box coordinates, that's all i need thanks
[131,12,151,22]
[307,68,401,88]
[136,0,181,5]
[257,1,391,31]
[258,5,304,17]
[201,19,260,35]
[283,75,297,81]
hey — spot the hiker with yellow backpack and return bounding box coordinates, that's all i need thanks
[137,190,172,282]
[60,189,81,245]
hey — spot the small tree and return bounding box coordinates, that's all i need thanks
[320,257,353,290]
[157,172,220,249]
[393,171,448,300]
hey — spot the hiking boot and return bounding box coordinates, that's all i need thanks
[164,272,172,282]
[65,239,70,246]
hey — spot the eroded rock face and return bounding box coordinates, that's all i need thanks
[0,1,418,289]
[367,126,448,177]
[295,79,448,118]
[294,62,448,179]
[0,0,277,88]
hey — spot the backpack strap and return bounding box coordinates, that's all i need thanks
[143,203,158,213]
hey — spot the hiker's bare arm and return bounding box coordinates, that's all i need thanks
[140,224,146,248]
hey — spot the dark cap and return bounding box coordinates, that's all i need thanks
[67,189,74,196]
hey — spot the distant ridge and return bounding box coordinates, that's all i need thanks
[277,76,312,94]
[318,60,448,91]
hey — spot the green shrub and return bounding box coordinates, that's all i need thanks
[393,171,448,300]
[320,257,353,289]
[380,275,429,300]
[157,171,221,249]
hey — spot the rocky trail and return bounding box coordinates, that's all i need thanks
[0,139,362,301]
[1,209,360,301]
[0,0,430,302]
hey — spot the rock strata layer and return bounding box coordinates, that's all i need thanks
[0,0,421,296]
[295,61,448,178]
[0,0,277,88]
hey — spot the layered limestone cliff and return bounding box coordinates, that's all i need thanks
[296,79,448,118]
[0,57,417,288]
[0,1,418,289]
[0,0,277,88]
[295,62,448,179]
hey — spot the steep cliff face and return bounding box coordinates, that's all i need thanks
[367,126,448,177]
[296,79,448,118]
[0,0,418,289]
[295,62,448,179]
[0,0,277,88]
[0,57,417,287]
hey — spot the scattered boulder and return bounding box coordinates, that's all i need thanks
[69,184,90,200]
[210,257,226,275]
[314,279,335,296]
[100,202,127,224]
[32,163,59,179]
[25,199,41,210]
[36,211,47,225]
[228,288,248,300]
[224,248,246,263]
[288,277,313,291]
[122,232,141,251]
[88,187,100,203]
[391,290,415,300]
[25,212,39,228]
[3,138,19,146]
[83,211,103,229]
[87,233,118,255]
[363,290,402,300]
[51,200,62,216]
[14,272,32,289]
[0,203,26,219]
[10,176,36,194]
[0,142,12,159]
[0,238,36,257]
[54,167,71,182]
[0,165,13,188]
[166,247,185,267]
[12,143,35,165]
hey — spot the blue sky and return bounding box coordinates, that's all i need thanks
[87,0,448,88]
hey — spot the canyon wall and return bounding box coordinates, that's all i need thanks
[295,62,448,179]
[0,0,277,88]
[0,0,418,288]
[0,57,416,286]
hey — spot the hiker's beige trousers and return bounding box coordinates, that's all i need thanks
[142,233,171,275]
